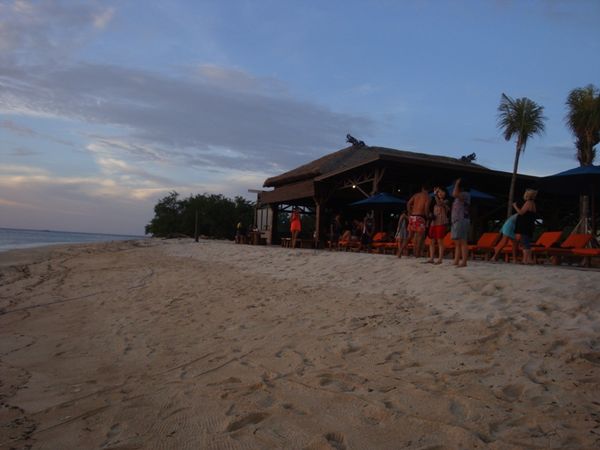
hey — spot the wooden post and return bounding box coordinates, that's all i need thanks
[268,204,279,245]
[194,209,199,242]
[315,201,322,248]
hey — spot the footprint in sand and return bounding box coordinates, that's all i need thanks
[225,412,269,432]
[324,432,346,450]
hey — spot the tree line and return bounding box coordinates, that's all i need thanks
[145,191,255,239]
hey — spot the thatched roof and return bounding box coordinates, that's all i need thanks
[263,145,488,188]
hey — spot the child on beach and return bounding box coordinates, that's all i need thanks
[395,210,409,257]
[451,178,470,267]
[427,187,449,264]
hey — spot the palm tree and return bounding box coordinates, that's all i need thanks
[497,93,546,218]
[565,85,600,231]
[565,84,600,166]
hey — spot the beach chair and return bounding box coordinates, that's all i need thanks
[442,232,455,257]
[338,237,361,252]
[535,233,593,265]
[572,248,600,268]
[370,232,389,253]
[383,240,399,255]
[500,231,562,263]
[468,232,500,260]
[528,231,563,262]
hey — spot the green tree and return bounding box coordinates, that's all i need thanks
[145,192,255,239]
[497,93,546,217]
[144,191,183,236]
[565,84,600,166]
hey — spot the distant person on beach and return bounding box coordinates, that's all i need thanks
[513,189,538,265]
[290,207,302,248]
[235,222,246,244]
[329,213,343,249]
[360,212,374,250]
[395,210,408,257]
[427,186,449,264]
[451,178,470,267]
[491,213,518,262]
[399,183,431,257]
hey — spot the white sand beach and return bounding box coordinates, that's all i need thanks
[1,239,599,449]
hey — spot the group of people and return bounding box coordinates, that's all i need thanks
[396,179,471,266]
[324,179,539,267]
[396,180,538,266]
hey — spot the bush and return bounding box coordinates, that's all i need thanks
[145,191,254,239]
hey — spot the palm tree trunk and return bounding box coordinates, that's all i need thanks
[507,142,522,218]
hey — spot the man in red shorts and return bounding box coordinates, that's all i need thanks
[398,183,430,258]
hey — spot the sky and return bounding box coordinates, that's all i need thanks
[1,0,599,235]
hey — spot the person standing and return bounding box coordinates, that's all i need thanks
[513,189,538,264]
[427,187,450,264]
[290,207,302,248]
[451,178,470,267]
[395,210,409,257]
[491,213,518,262]
[399,183,431,257]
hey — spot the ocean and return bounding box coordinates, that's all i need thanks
[0,228,145,252]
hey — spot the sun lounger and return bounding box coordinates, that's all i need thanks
[370,232,389,253]
[338,237,361,251]
[572,248,600,267]
[534,233,593,265]
[469,232,500,260]
[500,231,562,263]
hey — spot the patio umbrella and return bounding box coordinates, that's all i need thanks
[445,185,496,201]
[350,192,406,232]
[539,165,600,234]
[350,192,407,207]
[539,165,600,196]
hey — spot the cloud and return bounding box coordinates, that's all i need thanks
[539,143,578,161]
[6,146,40,156]
[0,62,374,172]
[0,118,75,146]
[0,0,116,64]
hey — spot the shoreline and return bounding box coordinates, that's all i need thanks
[1,239,599,449]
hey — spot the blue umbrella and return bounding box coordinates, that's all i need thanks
[540,165,600,195]
[540,165,600,235]
[350,192,406,207]
[445,185,496,200]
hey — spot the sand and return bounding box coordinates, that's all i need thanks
[0,239,599,449]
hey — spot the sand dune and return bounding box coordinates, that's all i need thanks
[1,239,599,449]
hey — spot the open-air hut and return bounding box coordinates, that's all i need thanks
[256,144,541,245]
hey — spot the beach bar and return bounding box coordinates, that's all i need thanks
[256,143,545,246]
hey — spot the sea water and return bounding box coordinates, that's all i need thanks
[0,228,144,252]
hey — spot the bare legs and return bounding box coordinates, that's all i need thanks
[491,235,517,263]
[453,239,468,267]
[398,232,414,258]
[398,232,424,258]
[428,238,445,264]
[291,230,299,248]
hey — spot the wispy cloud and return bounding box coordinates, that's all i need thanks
[0,0,116,64]
[0,62,374,172]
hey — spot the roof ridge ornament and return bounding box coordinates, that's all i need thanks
[346,134,366,148]
[460,152,477,163]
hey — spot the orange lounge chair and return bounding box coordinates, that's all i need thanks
[535,233,593,265]
[500,231,561,263]
[338,237,361,251]
[370,232,389,253]
[442,232,455,257]
[572,248,600,267]
[469,232,500,260]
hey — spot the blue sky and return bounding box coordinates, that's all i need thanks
[1,0,599,235]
